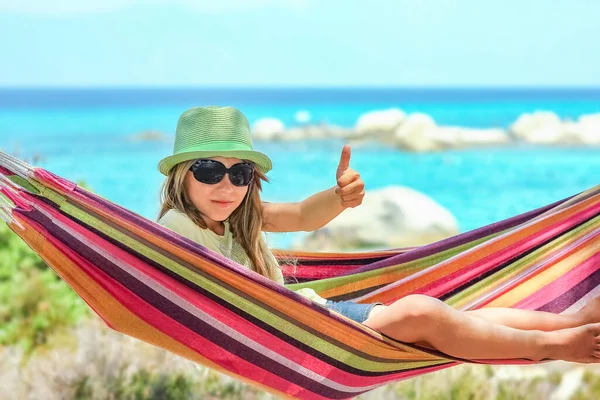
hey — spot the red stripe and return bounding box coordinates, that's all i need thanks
[282,265,359,279]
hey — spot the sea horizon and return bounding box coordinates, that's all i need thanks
[2,86,600,108]
[1,86,598,249]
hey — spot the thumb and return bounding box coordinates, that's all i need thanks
[336,145,351,180]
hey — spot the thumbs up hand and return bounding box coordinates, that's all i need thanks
[334,145,365,208]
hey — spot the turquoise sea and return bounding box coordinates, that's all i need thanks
[1,88,599,248]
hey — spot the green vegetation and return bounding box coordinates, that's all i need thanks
[74,371,197,400]
[0,220,88,352]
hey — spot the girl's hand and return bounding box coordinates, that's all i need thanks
[335,145,365,208]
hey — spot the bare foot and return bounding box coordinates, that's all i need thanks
[577,296,600,324]
[545,323,600,363]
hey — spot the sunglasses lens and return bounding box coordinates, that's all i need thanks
[192,161,226,184]
[229,163,254,186]
[190,160,254,186]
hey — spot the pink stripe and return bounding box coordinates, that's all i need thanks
[514,252,600,310]
[282,265,359,279]
[368,362,456,386]
[34,168,77,192]
[0,187,32,211]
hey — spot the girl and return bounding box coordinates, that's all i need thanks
[158,106,600,363]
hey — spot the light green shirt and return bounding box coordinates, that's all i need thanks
[158,209,326,305]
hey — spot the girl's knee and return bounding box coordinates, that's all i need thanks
[365,294,446,332]
[393,294,446,320]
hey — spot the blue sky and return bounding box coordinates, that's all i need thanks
[1,0,599,87]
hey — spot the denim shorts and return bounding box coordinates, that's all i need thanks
[324,300,382,323]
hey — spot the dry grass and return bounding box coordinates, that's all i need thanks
[3,316,600,399]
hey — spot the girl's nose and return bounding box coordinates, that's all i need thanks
[216,173,235,191]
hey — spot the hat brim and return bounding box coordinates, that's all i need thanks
[158,150,272,176]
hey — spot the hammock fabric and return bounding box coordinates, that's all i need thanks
[0,150,599,400]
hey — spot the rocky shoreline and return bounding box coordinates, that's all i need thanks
[252,109,600,151]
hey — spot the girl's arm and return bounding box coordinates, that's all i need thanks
[262,145,365,232]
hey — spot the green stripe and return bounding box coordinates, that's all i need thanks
[7,175,40,194]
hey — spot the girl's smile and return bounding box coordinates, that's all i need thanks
[211,200,235,208]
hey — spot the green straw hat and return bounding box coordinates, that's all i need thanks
[158,106,272,176]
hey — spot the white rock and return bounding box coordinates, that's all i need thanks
[436,127,510,147]
[294,110,311,124]
[393,113,441,151]
[252,118,285,141]
[355,109,406,136]
[296,186,459,251]
[281,125,350,141]
[509,112,600,146]
[510,112,564,144]
[577,113,600,145]
[280,127,306,141]
[560,121,583,142]
[393,116,508,151]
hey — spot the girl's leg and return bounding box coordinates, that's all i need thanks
[464,307,583,331]
[363,294,600,362]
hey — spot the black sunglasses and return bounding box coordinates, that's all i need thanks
[189,159,254,187]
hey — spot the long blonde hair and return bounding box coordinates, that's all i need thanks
[157,160,281,281]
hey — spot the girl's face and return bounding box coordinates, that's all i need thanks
[185,156,250,230]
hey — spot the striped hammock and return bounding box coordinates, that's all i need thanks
[0,150,599,400]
